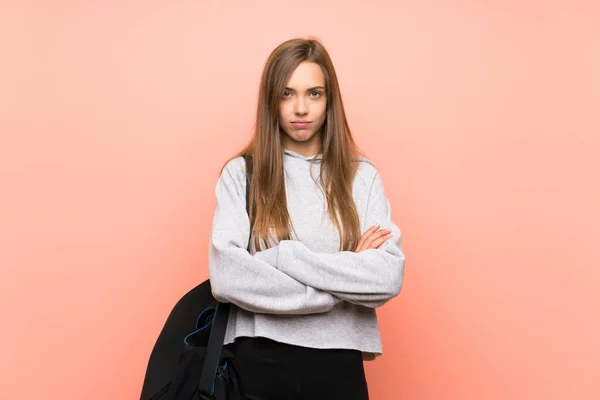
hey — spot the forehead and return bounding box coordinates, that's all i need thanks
[286,61,325,88]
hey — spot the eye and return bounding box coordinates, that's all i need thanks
[310,91,323,98]
[282,90,292,98]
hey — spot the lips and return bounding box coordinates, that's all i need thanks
[290,121,311,128]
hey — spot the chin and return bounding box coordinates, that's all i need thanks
[281,125,321,145]
[293,134,311,142]
[292,130,317,142]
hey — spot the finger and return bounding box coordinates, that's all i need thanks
[369,233,393,249]
[360,231,388,252]
[366,224,380,236]
[355,224,379,251]
[354,233,367,252]
[363,229,391,249]
[364,228,390,245]
[375,228,391,237]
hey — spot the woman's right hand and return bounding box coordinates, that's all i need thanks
[353,224,392,253]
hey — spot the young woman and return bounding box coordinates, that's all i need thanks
[208,37,405,400]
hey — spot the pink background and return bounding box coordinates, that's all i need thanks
[1,1,599,399]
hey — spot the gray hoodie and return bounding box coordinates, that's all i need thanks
[208,149,405,360]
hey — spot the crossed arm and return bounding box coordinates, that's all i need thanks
[208,161,405,314]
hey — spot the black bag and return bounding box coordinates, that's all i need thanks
[139,156,252,400]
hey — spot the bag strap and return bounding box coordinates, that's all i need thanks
[197,154,252,399]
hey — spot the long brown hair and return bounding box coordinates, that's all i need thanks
[225,38,363,252]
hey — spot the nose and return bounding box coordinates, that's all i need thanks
[294,97,308,116]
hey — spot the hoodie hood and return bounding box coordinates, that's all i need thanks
[283,148,373,167]
[284,149,323,162]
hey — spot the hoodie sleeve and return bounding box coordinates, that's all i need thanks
[208,158,340,315]
[254,171,405,308]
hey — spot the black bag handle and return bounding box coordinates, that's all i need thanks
[197,154,252,399]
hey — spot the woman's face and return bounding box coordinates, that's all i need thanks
[278,61,327,157]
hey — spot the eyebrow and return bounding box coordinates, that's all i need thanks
[284,86,326,92]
